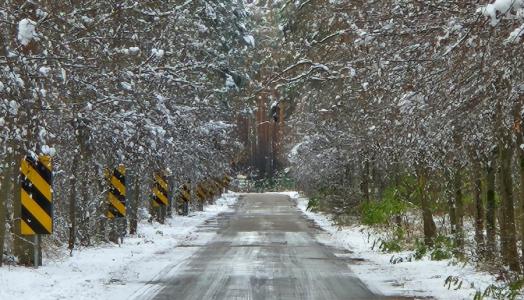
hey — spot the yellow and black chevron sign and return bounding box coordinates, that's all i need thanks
[106,165,126,219]
[151,172,168,207]
[196,183,206,201]
[180,184,191,202]
[20,155,53,235]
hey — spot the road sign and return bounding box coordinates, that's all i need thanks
[152,172,168,207]
[196,183,206,202]
[106,165,126,219]
[180,183,191,203]
[20,155,53,235]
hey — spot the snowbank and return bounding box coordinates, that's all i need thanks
[0,192,238,300]
[286,192,497,300]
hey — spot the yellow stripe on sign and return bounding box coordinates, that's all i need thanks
[153,187,168,205]
[151,200,160,208]
[21,189,52,233]
[111,176,126,197]
[39,155,52,171]
[106,211,115,219]
[20,159,52,201]
[154,174,168,190]
[108,192,126,216]
[21,219,35,235]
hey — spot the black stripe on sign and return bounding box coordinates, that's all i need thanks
[155,182,168,196]
[21,178,52,215]
[108,204,124,218]
[109,186,126,204]
[113,169,125,186]
[21,206,50,234]
[110,191,126,208]
[153,196,165,206]
[25,156,52,185]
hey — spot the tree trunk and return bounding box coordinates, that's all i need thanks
[513,97,524,266]
[129,173,140,235]
[68,159,78,255]
[361,158,370,202]
[472,159,484,256]
[499,140,521,272]
[486,159,497,260]
[417,167,436,246]
[0,157,10,267]
[447,174,457,236]
[453,169,465,254]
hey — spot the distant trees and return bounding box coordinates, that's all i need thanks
[0,0,253,265]
[251,0,524,272]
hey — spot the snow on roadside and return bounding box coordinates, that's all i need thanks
[282,192,497,300]
[0,192,238,300]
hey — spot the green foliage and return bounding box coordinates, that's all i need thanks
[444,276,463,290]
[378,238,402,253]
[360,185,411,225]
[413,235,453,261]
[473,278,523,300]
[306,197,320,212]
[375,228,405,253]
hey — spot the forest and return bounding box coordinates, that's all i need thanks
[0,0,254,265]
[270,0,524,291]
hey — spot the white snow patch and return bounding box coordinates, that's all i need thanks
[18,18,38,46]
[478,0,524,26]
[151,48,164,59]
[243,35,255,47]
[39,66,51,76]
[128,47,140,55]
[225,74,237,89]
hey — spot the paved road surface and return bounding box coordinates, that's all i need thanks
[149,193,407,300]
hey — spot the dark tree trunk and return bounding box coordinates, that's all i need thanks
[513,97,524,266]
[417,167,436,246]
[453,169,465,254]
[472,159,484,256]
[486,159,497,260]
[68,156,78,255]
[499,138,520,272]
[0,154,11,266]
[361,159,370,202]
[129,173,140,235]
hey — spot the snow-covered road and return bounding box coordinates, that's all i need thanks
[146,193,402,300]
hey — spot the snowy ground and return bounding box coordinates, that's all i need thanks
[281,192,499,300]
[0,192,238,300]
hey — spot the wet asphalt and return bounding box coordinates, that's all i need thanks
[149,193,410,300]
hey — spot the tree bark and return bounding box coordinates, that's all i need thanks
[498,139,521,272]
[472,158,484,256]
[0,156,10,266]
[417,167,436,246]
[68,156,78,255]
[453,168,465,254]
[361,158,370,202]
[486,159,497,260]
[513,97,524,266]
[129,173,140,235]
